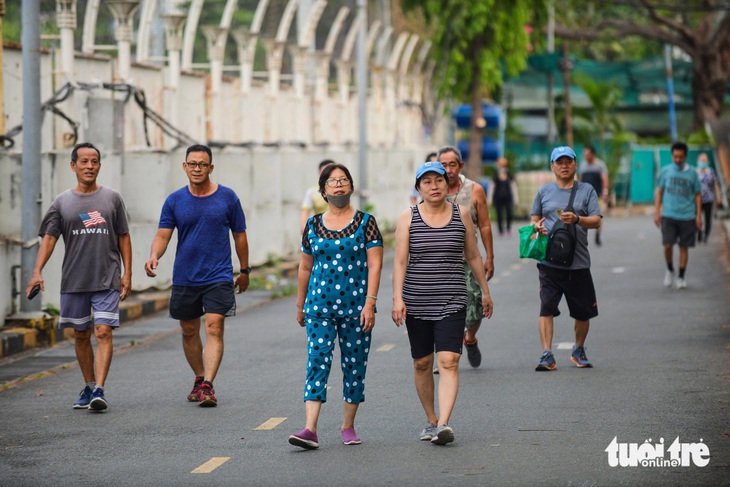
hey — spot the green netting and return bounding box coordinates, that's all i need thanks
[509,54,716,106]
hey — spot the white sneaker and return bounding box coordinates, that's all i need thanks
[675,277,687,289]
[663,270,674,288]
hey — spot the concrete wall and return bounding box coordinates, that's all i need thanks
[0,41,447,325]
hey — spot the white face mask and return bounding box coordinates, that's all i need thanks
[327,192,352,208]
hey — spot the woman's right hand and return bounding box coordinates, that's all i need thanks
[392,298,407,327]
[296,308,305,327]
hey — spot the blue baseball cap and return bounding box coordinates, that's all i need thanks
[415,161,446,180]
[550,146,577,163]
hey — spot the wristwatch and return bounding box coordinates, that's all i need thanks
[240,267,252,275]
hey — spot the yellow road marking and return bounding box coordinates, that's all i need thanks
[377,343,395,352]
[191,457,230,474]
[254,417,287,430]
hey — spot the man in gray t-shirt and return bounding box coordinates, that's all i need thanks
[578,144,609,246]
[530,146,603,372]
[27,143,132,412]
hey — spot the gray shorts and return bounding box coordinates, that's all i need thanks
[661,217,696,247]
[59,290,121,330]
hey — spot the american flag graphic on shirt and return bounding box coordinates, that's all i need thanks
[79,210,107,228]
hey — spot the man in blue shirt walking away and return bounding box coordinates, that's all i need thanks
[654,142,702,290]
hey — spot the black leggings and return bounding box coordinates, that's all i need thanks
[700,202,713,239]
[494,200,513,235]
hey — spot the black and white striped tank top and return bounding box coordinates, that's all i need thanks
[403,204,467,320]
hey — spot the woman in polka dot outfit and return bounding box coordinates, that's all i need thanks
[289,164,384,450]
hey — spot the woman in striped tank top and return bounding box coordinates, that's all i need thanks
[392,161,493,446]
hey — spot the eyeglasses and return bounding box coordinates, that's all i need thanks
[185,162,211,169]
[325,178,351,187]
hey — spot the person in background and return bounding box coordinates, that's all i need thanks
[695,153,721,243]
[654,141,702,289]
[578,145,609,246]
[290,164,383,450]
[489,157,519,236]
[393,161,493,446]
[301,160,335,233]
[26,142,132,412]
[437,146,494,371]
[410,152,438,205]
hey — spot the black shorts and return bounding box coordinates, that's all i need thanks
[405,309,466,359]
[538,265,598,321]
[169,281,236,321]
[661,217,696,247]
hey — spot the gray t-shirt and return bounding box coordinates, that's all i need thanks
[530,181,602,269]
[39,186,130,293]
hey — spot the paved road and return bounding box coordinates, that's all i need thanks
[1,215,728,486]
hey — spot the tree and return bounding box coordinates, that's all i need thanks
[402,0,546,180]
[554,0,730,131]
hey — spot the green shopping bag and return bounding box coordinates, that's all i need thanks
[519,223,548,261]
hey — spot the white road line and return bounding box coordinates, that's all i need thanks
[254,417,287,430]
[612,267,625,273]
[191,457,230,474]
[377,343,395,352]
[556,342,573,350]
[511,264,521,271]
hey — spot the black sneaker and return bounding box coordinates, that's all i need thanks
[464,337,482,368]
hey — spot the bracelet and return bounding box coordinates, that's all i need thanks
[576,215,581,225]
[365,295,378,300]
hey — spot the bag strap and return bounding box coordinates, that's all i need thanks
[565,182,579,213]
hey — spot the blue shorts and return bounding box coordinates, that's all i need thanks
[59,290,121,330]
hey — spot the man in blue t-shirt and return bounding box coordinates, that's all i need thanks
[654,141,702,290]
[144,144,250,407]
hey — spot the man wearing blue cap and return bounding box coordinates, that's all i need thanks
[530,146,603,371]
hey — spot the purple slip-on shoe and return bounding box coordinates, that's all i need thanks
[288,428,319,449]
[341,428,362,445]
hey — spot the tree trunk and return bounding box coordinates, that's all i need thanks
[467,39,486,182]
[691,49,728,131]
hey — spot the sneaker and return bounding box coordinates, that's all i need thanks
[431,425,455,445]
[341,428,362,445]
[664,270,674,288]
[535,351,557,371]
[433,365,439,375]
[88,387,108,411]
[73,386,93,409]
[464,335,482,368]
[288,428,319,449]
[675,277,687,289]
[196,383,217,407]
[187,376,204,402]
[419,423,437,441]
[570,345,593,368]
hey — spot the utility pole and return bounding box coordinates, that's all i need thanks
[546,0,556,145]
[357,0,368,209]
[21,0,42,311]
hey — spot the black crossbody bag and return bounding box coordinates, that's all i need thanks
[545,182,579,267]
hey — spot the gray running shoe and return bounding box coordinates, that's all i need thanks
[431,425,455,445]
[420,423,437,441]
